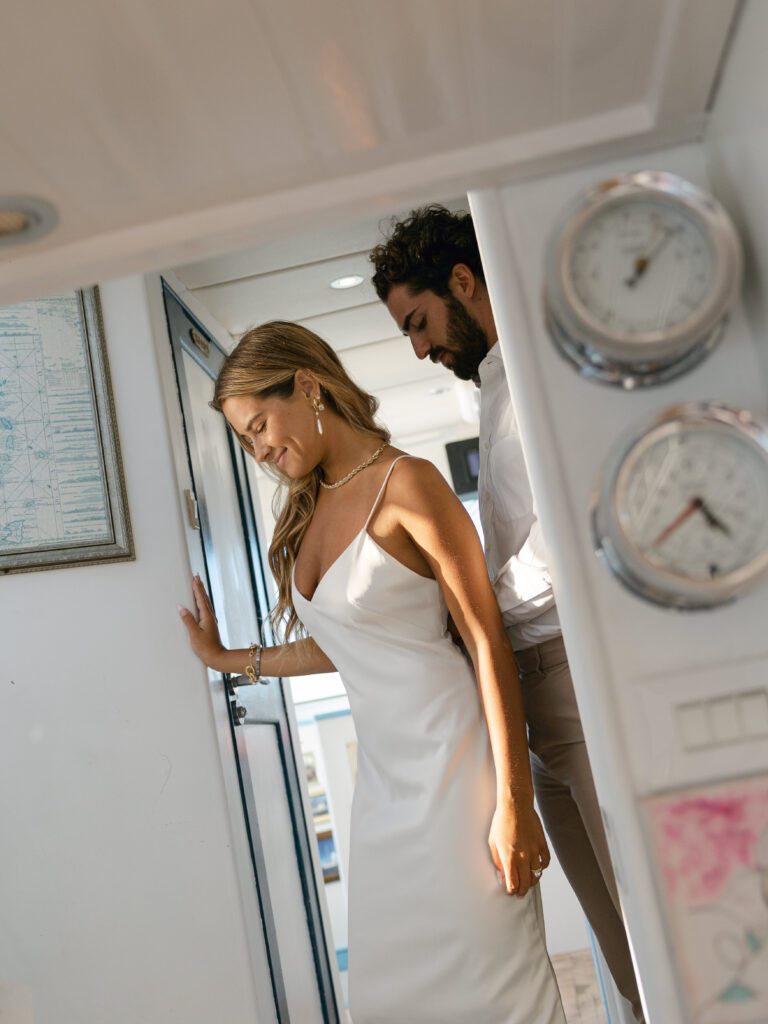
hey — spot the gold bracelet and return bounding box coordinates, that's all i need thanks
[245,641,262,684]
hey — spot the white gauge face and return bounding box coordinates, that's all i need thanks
[569,198,714,338]
[617,425,768,585]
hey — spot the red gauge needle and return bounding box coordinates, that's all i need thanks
[651,497,703,548]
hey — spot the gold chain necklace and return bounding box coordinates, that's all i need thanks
[319,443,387,490]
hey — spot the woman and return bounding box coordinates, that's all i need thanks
[179,321,565,1023]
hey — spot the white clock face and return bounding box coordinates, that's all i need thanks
[618,426,768,582]
[569,198,714,338]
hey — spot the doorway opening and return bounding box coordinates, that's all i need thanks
[161,197,617,1022]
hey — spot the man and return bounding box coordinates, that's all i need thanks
[369,205,645,1023]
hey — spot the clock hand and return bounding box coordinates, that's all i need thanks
[697,499,732,536]
[651,497,702,548]
[624,225,681,288]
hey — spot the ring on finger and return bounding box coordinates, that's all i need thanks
[532,867,543,878]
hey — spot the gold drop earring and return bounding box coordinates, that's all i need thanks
[312,395,325,435]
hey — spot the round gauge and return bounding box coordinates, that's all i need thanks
[593,404,768,608]
[544,171,742,388]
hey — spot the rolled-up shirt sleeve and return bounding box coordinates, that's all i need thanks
[492,519,556,624]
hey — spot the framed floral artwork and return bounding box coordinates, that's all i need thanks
[645,773,768,1023]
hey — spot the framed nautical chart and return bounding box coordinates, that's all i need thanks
[0,287,133,574]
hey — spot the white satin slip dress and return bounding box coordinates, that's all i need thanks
[293,455,565,1024]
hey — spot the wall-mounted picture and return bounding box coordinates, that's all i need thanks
[303,750,320,789]
[310,792,330,824]
[0,287,133,573]
[445,435,480,498]
[645,773,768,1023]
[316,828,340,884]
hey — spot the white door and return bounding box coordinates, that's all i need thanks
[163,282,341,1024]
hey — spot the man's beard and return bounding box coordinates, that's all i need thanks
[436,294,489,381]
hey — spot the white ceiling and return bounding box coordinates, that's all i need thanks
[0,0,738,305]
[162,0,740,445]
[190,250,378,332]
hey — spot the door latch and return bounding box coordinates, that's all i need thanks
[184,489,200,530]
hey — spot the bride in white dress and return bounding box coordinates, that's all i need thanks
[179,321,565,1024]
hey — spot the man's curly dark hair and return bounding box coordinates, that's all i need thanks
[369,205,485,302]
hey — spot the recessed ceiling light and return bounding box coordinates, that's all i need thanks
[330,274,364,290]
[0,210,30,236]
[0,197,58,247]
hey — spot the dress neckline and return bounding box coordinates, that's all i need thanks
[292,528,437,605]
[293,525,366,604]
[293,455,409,603]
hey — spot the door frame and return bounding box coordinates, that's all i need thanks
[148,272,343,1022]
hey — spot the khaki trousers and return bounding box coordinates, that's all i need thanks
[515,636,645,1024]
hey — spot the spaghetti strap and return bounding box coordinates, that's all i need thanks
[363,455,412,531]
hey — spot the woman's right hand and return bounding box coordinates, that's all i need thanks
[178,575,227,670]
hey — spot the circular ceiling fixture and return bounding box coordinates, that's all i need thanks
[0,197,58,248]
[330,274,364,290]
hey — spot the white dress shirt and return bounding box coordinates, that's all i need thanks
[477,343,561,651]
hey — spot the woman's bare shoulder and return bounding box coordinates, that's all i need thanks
[387,453,456,507]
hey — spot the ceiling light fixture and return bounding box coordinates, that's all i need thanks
[330,274,364,290]
[0,197,58,247]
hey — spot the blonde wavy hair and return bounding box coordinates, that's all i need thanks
[211,321,390,640]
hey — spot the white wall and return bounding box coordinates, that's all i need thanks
[313,713,358,892]
[705,0,768,386]
[0,276,269,1024]
[401,424,477,483]
[296,719,350,947]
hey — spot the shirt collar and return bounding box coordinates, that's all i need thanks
[477,341,503,386]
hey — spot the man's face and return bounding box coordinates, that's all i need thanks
[385,282,488,382]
